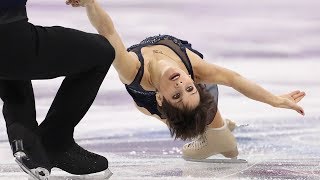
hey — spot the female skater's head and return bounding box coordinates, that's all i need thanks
[157,82,216,140]
[150,53,216,140]
[155,67,201,109]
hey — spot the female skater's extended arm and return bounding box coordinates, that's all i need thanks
[67,0,140,84]
[187,50,306,115]
[67,0,168,124]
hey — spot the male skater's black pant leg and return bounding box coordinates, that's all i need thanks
[0,80,38,140]
[39,66,110,151]
[0,21,115,151]
[30,25,115,151]
[0,22,114,79]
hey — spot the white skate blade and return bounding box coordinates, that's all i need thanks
[14,154,49,180]
[183,157,247,163]
[104,168,113,179]
[235,124,249,129]
[48,168,113,180]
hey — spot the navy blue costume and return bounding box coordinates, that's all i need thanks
[0,0,27,24]
[125,35,218,123]
[0,0,27,8]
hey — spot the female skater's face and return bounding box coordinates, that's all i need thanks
[158,67,200,109]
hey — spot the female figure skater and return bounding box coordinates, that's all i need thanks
[0,0,115,179]
[68,0,306,160]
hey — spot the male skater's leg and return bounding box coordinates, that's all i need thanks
[0,80,52,179]
[0,80,37,131]
[0,19,115,177]
[38,67,111,175]
[28,25,116,175]
[32,25,115,175]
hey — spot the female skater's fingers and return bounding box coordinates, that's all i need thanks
[68,0,77,5]
[291,103,304,116]
[74,0,82,7]
[71,1,80,7]
[296,107,305,116]
[284,99,304,116]
[278,98,305,115]
[294,94,306,103]
[292,92,305,101]
[296,105,305,116]
[292,92,305,99]
[280,91,302,101]
[66,0,77,6]
[289,90,300,96]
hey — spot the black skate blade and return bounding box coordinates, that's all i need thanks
[183,157,248,163]
[14,156,49,180]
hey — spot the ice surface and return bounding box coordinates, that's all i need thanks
[0,0,320,179]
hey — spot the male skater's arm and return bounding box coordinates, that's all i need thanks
[67,0,140,84]
[187,49,306,116]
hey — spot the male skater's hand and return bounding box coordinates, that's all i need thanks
[276,90,306,116]
[66,0,94,7]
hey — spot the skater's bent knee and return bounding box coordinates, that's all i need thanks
[96,35,116,62]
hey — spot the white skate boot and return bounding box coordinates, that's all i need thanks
[226,119,236,132]
[182,119,247,163]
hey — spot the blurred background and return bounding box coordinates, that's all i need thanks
[0,0,319,179]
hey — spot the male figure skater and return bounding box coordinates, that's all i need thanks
[0,0,115,179]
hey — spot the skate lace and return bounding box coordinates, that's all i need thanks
[186,134,208,150]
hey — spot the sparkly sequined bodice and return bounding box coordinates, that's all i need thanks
[125,34,206,119]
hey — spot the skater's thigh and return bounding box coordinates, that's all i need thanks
[0,22,115,80]
[31,25,115,78]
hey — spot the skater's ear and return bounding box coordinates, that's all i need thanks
[156,92,163,107]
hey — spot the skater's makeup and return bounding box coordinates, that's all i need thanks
[156,83,215,140]
[158,67,200,109]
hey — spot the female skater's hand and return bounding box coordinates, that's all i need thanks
[66,0,94,7]
[276,90,306,115]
